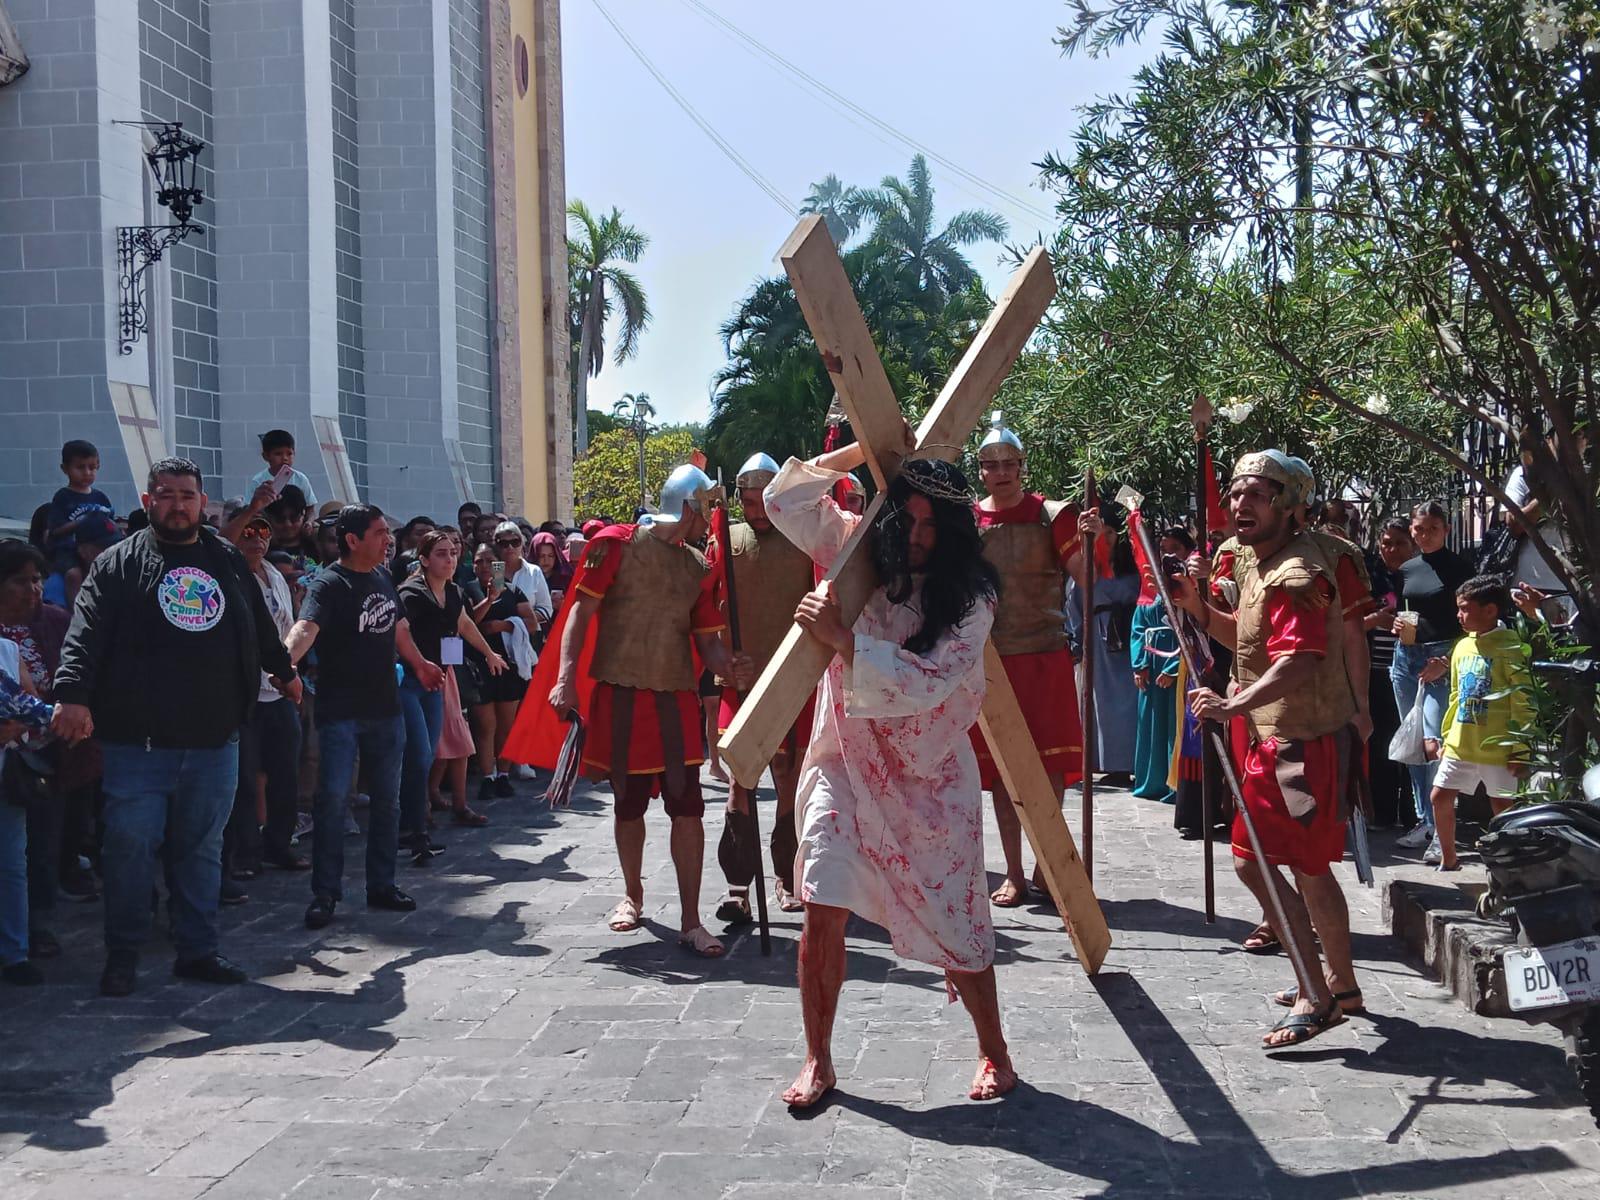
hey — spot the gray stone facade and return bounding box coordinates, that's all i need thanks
[0,0,122,517]
[0,0,567,524]
[448,0,494,503]
[329,0,366,494]
[138,0,220,483]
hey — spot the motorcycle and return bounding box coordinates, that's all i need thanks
[1476,665,1600,1128]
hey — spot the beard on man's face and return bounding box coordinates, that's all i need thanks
[150,507,200,540]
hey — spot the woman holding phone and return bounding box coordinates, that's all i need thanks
[1370,504,1473,860]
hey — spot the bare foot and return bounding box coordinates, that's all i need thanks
[782,1058,836,1109]
[990,877,1028,908]
[709,761,730,784]
[969,1055,1018,1100]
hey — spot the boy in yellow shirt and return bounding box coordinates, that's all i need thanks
[1418,576,1532,871]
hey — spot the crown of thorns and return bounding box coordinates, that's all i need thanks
[898,455,974,504]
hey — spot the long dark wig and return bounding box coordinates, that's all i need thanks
[870,461,1000,656]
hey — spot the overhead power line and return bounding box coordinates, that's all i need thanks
[678,0,1055,226]
[590,0,798,218]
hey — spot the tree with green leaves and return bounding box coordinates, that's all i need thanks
[798,173,863,247]
[706,159,1005,475]
[572,428,696,523]
[853,154,1009,305]
[568,200,651,454]
[1047,0,1598,636]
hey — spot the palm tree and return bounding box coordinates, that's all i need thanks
[852,154,1008,304]
[568,200,651,452]
[798,174,863,247]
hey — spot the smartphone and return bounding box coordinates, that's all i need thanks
[271,463,294,495]
[491,561,506,589]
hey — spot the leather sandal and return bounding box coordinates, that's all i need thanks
[678,925,725,958]
[1264,1002,1346,1050]
[607,897,642,932]
[1273,984,1366,1015]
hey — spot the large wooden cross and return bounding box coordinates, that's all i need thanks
[719,216,1111,975]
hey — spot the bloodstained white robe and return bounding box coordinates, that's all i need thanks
[765,458,996,973]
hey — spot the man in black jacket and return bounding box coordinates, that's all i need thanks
[52,458,301,997]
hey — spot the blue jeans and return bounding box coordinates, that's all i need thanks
[1390,640,1452,830]
[101,739,240,961]
[0,798,26,966]
[312,714,404,901]
[398,679,443,841]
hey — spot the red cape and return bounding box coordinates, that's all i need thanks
[500,523,634,769]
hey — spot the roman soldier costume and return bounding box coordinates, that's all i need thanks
[504,464,726,812]
[968,413,1084,788]
[711,452,818,899]
[1222,451,1358,874]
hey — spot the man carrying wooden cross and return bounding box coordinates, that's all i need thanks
[763,432,1017,1109]
[970,411,1103,906]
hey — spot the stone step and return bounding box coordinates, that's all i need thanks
[1383,873,1521,1018]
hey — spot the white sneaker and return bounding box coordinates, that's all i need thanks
[344,810,362,838]
[291,812,314,844]
[1423,835,1443,865]
[513,764,537,781]
[1397,825,1431,849]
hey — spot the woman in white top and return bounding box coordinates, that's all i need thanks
[489,522,553,782]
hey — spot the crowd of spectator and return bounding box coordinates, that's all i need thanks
[0,430,1585,990]
[0,433,602,991]
[1070,486,1581,874]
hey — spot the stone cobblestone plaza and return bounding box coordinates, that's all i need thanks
[1,772,1595,1199]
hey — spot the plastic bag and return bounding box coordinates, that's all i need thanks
[1388,690,1430,766]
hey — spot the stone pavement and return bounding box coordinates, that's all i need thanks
[1,770,1597,1199]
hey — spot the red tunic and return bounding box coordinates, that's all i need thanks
[577,530,723,779]
[1230,582,1347,875]
[500,524,723,784]
[967,494,1083,789]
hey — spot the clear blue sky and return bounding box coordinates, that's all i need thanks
[563,0,1150,427]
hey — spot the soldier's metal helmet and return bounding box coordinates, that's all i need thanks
[651,463,720,526]
[977,410,1024,462]
[735,452,780,490]
[840,471,864,494]
[1231,449,1312,511]
[1284,455,1316,508]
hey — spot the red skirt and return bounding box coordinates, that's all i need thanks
[581,683,704,778]
[970,647,1083,789]
[1229,724,1347,876]
[717,687,815,764]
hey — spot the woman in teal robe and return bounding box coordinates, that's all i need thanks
[1130,596,1180,802]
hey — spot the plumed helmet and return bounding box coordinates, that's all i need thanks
[735,451,780,490]
[1231,449,1312,511]
[977,410,1024,461]
[651,463,720,526]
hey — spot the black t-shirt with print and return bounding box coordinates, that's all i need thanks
[300,563,402,722]
[149,540,246,747]
[397,575,463,665]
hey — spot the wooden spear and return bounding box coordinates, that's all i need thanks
[1080,465,1097,883]
[1192,395,1217,924]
